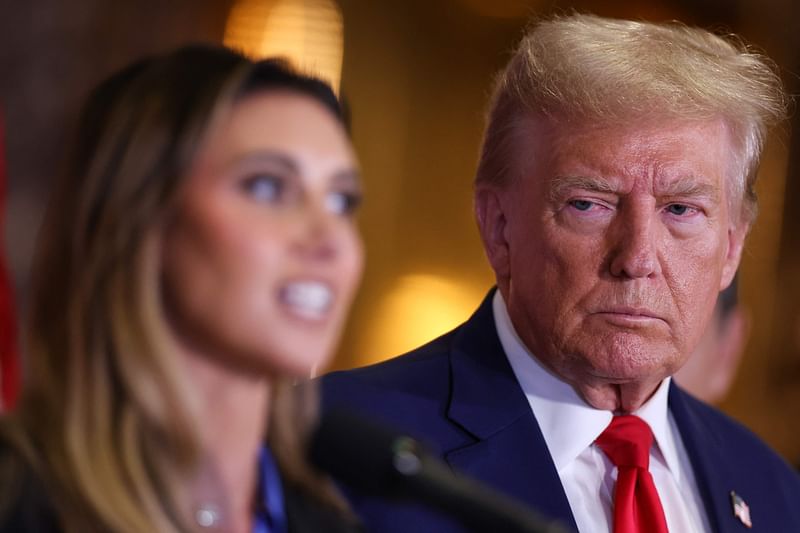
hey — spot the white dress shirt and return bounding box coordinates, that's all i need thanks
[492,291,711,533]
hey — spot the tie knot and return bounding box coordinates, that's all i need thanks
[595,415,653,469]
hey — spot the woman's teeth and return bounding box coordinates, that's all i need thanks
[281,282,333,319]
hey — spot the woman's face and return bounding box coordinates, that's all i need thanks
[161,90,363,378]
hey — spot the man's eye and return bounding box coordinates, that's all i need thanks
[242,175,283,202]
[326,191,362,216]
[666,204,691,216]
[570,199,594,211]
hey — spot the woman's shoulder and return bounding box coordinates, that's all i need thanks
[284,482,363,533]
[0,426,61,533]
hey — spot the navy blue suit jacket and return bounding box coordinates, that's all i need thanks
[321,290,800,532]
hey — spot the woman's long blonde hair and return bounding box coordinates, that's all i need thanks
[3,45,349,532]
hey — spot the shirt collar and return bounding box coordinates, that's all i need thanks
[492,290,682,478]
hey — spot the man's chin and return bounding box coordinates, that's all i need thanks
[573,378,665,413]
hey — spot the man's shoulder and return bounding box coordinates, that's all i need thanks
[319,324,481,451]
[671,386,800,503]
[320,327,459,429]
[322,289,499,400]
[674,386,791,463]
[323,327,457,393]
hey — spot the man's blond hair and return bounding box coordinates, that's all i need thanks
[476,13,789,224]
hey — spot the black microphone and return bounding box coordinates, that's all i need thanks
[310,409,571,533]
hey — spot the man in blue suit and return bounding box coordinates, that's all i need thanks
[322,13,800,532]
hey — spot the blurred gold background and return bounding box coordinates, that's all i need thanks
[1,0,798,462]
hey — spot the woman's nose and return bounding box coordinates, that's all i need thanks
[292,203,340,261]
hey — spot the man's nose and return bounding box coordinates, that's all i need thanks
[608,205,662,279]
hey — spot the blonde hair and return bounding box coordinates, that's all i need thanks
[2,45,349,532]
[476,13,789,224]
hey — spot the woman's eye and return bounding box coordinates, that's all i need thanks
[242,175,283,202]
[569,199,595,211]
[325,191,362,216]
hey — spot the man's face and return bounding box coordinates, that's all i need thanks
[476,116,746,412]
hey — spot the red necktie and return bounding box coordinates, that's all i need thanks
[595,415,669,533]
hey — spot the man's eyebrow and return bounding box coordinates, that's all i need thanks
[548,175,617,201]
[659,176,720,202]
[548,174,722,202]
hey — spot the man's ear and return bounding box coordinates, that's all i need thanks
[720,223,747,290]
[475,185,510,281]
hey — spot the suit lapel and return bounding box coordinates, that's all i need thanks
[669,383,742,533]
[442,290,578,531]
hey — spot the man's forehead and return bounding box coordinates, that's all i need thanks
[551,113,728,147]
[513,113,735,185]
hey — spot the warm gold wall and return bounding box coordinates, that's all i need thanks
[331,0,518,368]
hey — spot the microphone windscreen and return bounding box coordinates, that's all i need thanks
[309,409,423,496]
[310,409,571,533]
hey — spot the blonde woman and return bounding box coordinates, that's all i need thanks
[0,45,363,532]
